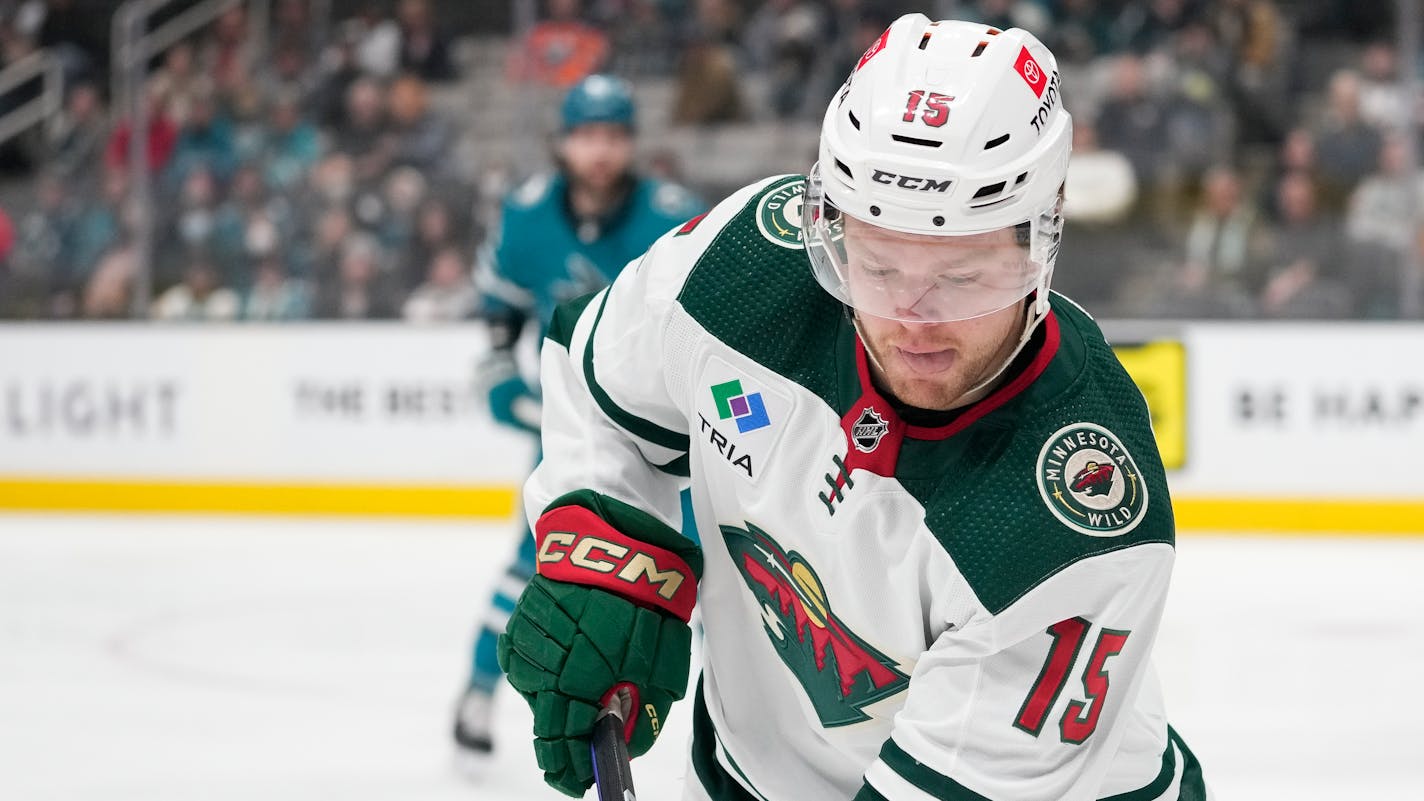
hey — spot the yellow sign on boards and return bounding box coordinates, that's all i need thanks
[1113,341,1187,471]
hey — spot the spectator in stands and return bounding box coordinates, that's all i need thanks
[1044,0,1117,64]
[1357,41,1407,133]
[1344,135,1424,315]
[67,168,127,290]
[300,205,356,285]
[44,80,106,180]
[0,205,19,317]
[1116,0,1199,54]
[223,80,270,165]
[398,195,458,291]
[81,236,138,319]
[402,245,478,322]
[606,0,678,76]
[202,6,256,102]
[964,0,1051,35]
[264,42,321,106]
[151,256,240,321]
[397,0,457,82]
[1159,21,1235,193]
[351,1,403,79]
[1057,119,1156,312]
[305,153,357,215]
[672,33,747,126]
[372,166,427,257]
[1064,119,1139,226]
[166,91,238,188]
[1258,126,1319,217]
[1171,165,1264,316]
[742,0,828,118]
[148,41,213,128]
[312,32,363,129]
[243,254,311,321]
[313,233,398,320]
[335,77,392,182]
[1095,54,1169,189]
[1346,134,1424,255]
[262,89,323,192]
[162,165,223,287]
[272,0,322,66]
[1210,0,1288,146]
[386,74,453,173]
[12,173,76,314]
[1258,171,1353,318]
[105,90,178,176]
[507,0,609,87]
[1314,70,1384,207]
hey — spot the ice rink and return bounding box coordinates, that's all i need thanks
[2,513,1421,800]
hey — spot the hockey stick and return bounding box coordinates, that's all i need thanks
[591,699,637,801]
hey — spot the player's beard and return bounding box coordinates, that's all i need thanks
[855,302,1025,412]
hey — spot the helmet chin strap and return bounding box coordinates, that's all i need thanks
[851,291,1049,410]
[961,292,1048,400]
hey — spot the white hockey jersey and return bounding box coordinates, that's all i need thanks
[526,175,1206,801]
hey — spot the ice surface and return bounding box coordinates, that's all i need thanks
[1,514,1419,800]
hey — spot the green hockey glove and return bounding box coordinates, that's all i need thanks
[498,491,702,798]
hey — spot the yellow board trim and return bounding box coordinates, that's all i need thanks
[1,478,1422,535]
[1173,498,1424,536]
[0,478,519,519]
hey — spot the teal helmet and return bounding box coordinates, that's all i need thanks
[560,74,636,132]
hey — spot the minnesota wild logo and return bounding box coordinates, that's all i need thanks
[721,522,909,726]
[1036,422,1149,537]
[755,180,805,249]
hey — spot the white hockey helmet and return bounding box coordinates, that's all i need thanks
[803,14,1071,324]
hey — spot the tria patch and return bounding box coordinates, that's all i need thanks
[699,357,792,485]
[850,407,889,453]
[1036,422,1149,537]
[722,522,909,726]
[755,180,805,250]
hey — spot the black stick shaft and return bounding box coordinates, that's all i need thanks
[591,707,637,801]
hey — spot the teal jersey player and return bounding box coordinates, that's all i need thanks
[480,169,705,352]
[453,74,705,768]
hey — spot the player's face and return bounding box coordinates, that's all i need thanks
[847,221,1029,411]
[840,217,1036,323]
[560,123,634,193]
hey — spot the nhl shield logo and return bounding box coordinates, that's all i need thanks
[1036,423,1149,537]
[850,407,889,453]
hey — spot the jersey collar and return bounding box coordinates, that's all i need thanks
[849,309,1061,443]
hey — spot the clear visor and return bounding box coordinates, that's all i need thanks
[802,163,1060,323]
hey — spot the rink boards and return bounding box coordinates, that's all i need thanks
[0,321,1420,533]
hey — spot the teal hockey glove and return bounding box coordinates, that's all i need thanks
[478,352,541,434]
[498,491,702,798]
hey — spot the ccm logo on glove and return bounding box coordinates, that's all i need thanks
[535,505,697,623]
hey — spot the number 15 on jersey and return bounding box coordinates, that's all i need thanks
[1015,617,1132,744]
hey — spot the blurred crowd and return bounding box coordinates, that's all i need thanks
[0,0,1418,320]
[0,0,476,322]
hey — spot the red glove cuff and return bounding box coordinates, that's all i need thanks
[534,505,698,623]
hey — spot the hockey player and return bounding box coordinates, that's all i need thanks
[452,74,704,761]
[499,15,1208,801]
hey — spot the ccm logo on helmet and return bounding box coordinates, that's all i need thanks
[872,169,952,192]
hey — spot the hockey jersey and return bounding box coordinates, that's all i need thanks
[477,170,705,339]
[527,175,1206,801]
